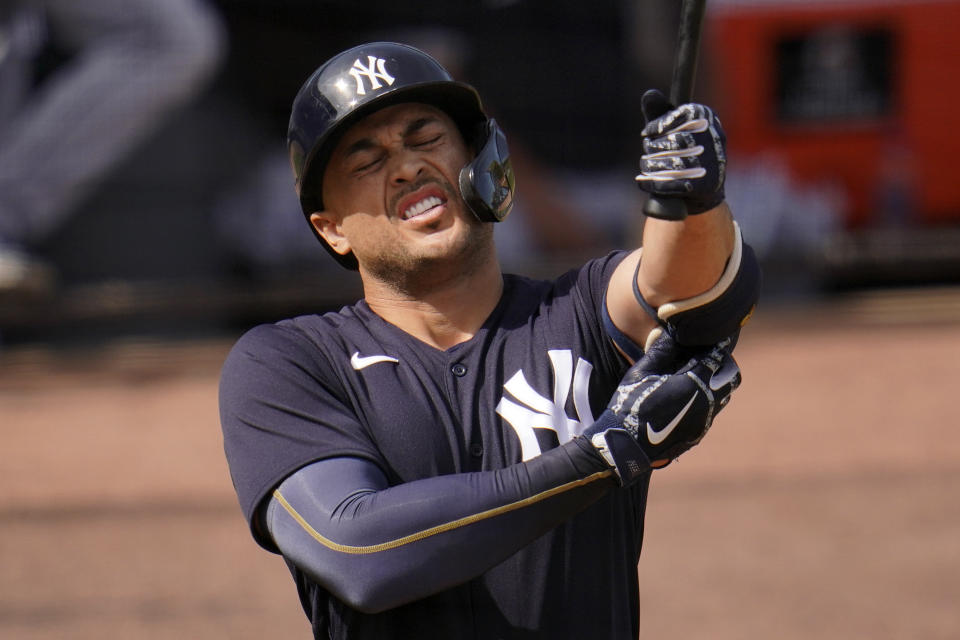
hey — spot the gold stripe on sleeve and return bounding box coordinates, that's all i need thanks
[272,469,614,555]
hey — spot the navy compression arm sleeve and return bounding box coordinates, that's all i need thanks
[265,438,616,613]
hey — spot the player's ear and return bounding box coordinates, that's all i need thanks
[310,211,352,257]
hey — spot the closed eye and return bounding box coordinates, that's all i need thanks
[411,133,443,148]
[352,154,384,174]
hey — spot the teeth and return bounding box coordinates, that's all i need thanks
[403,195,442,220]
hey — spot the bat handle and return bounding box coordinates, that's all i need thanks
[641,0,706,221]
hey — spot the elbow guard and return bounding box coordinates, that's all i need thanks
[640,222,761,347]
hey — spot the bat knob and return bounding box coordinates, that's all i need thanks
[643,196,689,221]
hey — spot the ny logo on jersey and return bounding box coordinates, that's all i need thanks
[496,350,596,461]
[348,56,396,96]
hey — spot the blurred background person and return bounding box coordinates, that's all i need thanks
[0,0,224,294]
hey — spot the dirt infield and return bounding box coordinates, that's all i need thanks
[2,294,958,639]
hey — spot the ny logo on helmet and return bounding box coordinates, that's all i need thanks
[349,56,396,96]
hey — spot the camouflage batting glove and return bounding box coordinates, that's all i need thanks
[635,88,727,216]
[583,334,740,486]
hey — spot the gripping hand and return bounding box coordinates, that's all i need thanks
[635,89,727,217]
[584,334,740,486]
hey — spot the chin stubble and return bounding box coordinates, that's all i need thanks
[364,219,495,295]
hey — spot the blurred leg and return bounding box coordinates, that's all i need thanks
[0,0,225,245]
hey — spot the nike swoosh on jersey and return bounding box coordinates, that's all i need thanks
[350,352,400,370]
[646,392,698,446]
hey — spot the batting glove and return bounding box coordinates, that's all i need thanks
[635,88,727,216]
[583,333,740,486]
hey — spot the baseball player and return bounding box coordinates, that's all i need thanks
[219,42,760,639]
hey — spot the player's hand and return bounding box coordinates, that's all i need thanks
[635,88,727,216]
[583,333,740,486]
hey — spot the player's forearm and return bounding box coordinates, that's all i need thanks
[637,201,735,307]
[266,439,615,613]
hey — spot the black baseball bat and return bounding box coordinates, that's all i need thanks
[642,0,708,221]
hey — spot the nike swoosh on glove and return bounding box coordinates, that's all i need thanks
[635,88,727,216]
[583,333,741,486]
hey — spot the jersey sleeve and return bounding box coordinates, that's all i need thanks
[563,250,640,372]
[219,322,384,550]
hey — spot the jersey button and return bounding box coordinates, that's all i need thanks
[469,442,484,457]
[451,363,468,377]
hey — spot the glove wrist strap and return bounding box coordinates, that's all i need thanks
[591,429,652,486]
[586,411,653,487]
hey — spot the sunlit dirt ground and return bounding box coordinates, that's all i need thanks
[2,292,958,639]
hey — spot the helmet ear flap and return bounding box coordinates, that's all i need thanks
[459,119,514,223]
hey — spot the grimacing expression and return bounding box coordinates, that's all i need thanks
[310,103,493,283]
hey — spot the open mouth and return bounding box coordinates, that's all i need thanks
[401,194,445,221]
[396,183,450,221]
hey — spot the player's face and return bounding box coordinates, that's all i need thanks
[312,103,493,285]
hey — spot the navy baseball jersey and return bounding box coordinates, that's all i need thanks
[220,251,651,638]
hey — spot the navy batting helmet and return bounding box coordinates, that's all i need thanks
[288,41,515,270]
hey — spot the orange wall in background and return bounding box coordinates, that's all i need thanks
[709,0,960,227]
